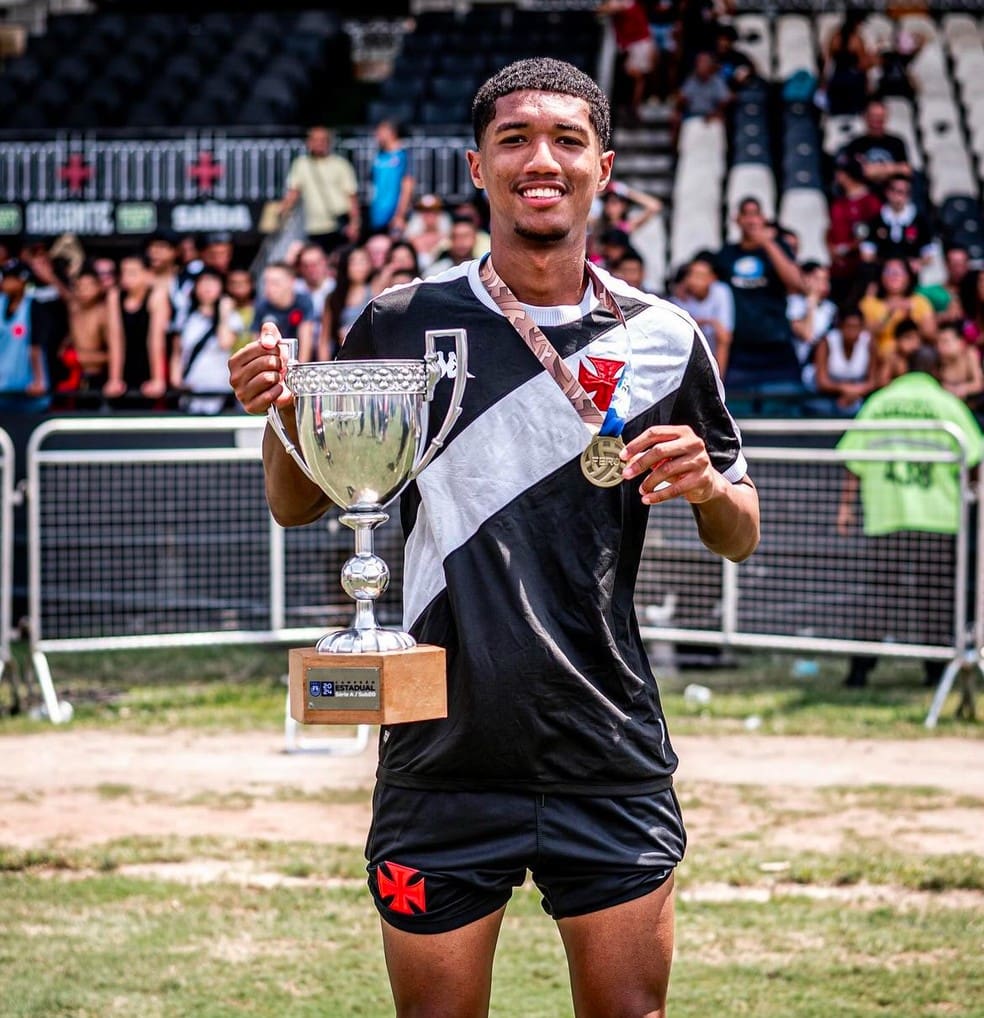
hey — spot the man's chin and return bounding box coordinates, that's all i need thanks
[514,224,570,245]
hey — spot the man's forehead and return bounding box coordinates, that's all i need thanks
[490,89,593,127]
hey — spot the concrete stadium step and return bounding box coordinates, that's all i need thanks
[613,152,674,175]
[614,127,672,150]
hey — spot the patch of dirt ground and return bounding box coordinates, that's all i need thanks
[2,729,982,861]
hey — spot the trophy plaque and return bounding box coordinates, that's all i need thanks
[267,331,467,725]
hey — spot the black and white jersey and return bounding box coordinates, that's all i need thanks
[338,259,747,795]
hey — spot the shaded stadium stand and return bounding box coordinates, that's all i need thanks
[372,6,600,128]
[0,9,351,130]
[780,101,828,264]
[776,15,817,80]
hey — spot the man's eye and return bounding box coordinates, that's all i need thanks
[501,135,526,145]
[557,136,585,146]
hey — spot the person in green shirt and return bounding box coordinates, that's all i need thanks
[836,344,983,687]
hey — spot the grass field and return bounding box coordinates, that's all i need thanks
[1,645,982,1016]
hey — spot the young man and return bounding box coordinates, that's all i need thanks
[230,58,759,1017]
[253,262,315,364]
[369,119,415,237]
[0,258,48,411]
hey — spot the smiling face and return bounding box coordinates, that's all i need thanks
[466,90,613,252]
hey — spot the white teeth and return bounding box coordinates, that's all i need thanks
[522,187,562,198]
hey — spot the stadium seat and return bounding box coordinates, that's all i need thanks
[779,188,829,264]
[776,15,817,79]
[733,14,772,79]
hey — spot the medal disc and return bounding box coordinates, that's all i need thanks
[581,435,626,488]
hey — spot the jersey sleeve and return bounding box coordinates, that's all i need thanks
[670,330,747,482]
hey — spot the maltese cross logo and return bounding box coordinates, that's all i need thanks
[378,861,427,915]
[578,356,625,412]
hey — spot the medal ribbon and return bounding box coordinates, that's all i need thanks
[479,255,632,437]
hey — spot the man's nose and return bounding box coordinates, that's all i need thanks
[525,138,562,174]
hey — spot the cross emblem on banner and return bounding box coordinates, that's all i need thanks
[188,152,223,192]
[59,154,93,194]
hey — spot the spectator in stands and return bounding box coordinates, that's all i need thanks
[93,256,118,295]
[859,174,933,274]
[837,343,983,688]
[146,229,192,339]
[452,199,491,257]
[19,241,70,395]
[921,245,970,325]
[788,261,836,386]
[596,181,663,240]
[373,240,420,295]
[254,262,316,364]
[110,253,169,401]
[809,305,876,416]
[177,234,202,278]
[714,196,803,392]
[960,270,984,348]
[610,251,648,290]
[645,0,680,99]
[369,119,414,238]
[405,194,452,273]
[875,316,922,387]
[0,258,48,411]
[818,11,875,116]
[839,98,911,190]
[425,217,479,279]
[860,258,936,360]
[597,1,657,121]
[170,268,233,415]
[323,245,375,355]
[595,228,635,272]
[62,265,125,399]
[221,268,257,356]
[293,243,334,357]
[201,232,234,279]
[937,321,984,405]
[280,126,361,254]
[827,155,883,303]
[670,254,733,378]
[713,24,755,93]
[364,232,393,275]
[676,51,730,125]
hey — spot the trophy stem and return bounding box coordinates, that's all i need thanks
[316,511,417,653]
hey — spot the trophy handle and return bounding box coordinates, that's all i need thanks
[264,337,318,485]
[410,328,468,481]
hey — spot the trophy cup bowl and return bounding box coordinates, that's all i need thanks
[267,330,467,724]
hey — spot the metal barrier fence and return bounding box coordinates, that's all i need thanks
[0,427,16,685]
[637,419,978,727]
[20,417,981,731]
[0,131,474,205]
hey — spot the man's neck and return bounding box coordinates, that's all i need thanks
[489,243,587,306]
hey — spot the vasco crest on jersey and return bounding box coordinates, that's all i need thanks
[579,355,626,413]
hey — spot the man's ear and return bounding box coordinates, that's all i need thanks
[598,150,615,193]
[466,150,484,190]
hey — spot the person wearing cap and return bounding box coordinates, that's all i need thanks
[405,194,451,273]
[0,259,48,411]
[281,126,361,255]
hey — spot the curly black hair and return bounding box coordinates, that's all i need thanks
[472,58,612,151]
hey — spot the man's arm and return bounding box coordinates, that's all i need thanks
[392,167,415,234]
[762,234,803,293]
[621,426,760,562]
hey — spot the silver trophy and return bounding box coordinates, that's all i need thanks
[267,331,467,654]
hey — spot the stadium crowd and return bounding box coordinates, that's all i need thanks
[0,5,981,420]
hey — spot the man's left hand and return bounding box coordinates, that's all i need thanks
[621,425,723,506]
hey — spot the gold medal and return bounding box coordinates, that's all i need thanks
[581,434,626,488]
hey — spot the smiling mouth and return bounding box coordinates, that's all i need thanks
[517,183,566,201]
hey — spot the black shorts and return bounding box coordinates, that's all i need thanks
[366,784,686,935]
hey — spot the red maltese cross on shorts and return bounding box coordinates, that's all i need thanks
[377,861,427,915]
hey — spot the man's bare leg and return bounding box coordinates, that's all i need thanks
[558,875,676,1018]
[380,905,507,1018]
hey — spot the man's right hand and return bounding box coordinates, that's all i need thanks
[228,323,294,415]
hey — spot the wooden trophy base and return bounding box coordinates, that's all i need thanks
[288,645,447,725]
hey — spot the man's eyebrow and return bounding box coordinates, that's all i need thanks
[493,119,590,136]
